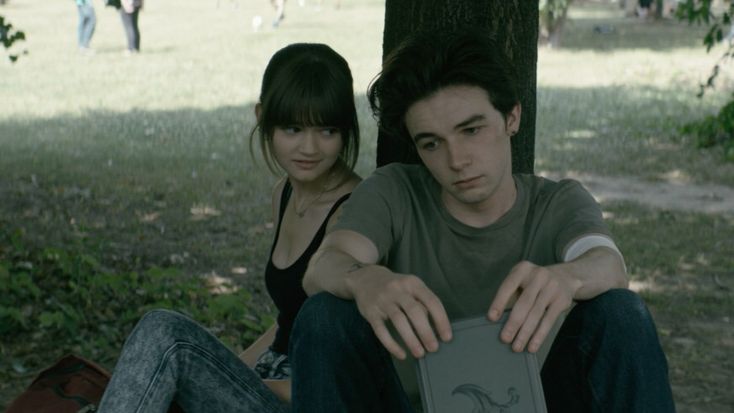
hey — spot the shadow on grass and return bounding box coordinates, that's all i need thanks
[0,98,377,281]
[535,84,734,186]
[0,104,275,283]
[602,201,733,412]
[559,16,707,51]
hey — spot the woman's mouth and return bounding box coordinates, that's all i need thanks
[293,160,320,170]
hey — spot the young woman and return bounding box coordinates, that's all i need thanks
[98,43,361,413]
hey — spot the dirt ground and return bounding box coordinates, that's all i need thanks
[539,171,734,214]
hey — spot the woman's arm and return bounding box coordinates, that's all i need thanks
[238,323,293,402]
[238,323,277,368]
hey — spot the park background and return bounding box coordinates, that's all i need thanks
[1,0,733,411]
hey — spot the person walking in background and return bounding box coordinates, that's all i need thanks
[271,0,285,28]
[75,0,96,54]
[119,0,142,54]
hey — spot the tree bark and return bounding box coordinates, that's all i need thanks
[376,0,538,174]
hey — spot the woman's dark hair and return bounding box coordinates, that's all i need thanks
[368,28,520,143]
[251,43,359,174]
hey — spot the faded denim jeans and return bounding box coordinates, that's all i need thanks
[98,309,289,413]
[76,3,96,48]
[289,289,676,413]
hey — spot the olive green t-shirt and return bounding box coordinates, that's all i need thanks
[331,163,611,404]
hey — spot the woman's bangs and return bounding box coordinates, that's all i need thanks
[274,74,350,129]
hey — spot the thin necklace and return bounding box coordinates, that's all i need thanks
[292,168,340,218]
[294,188,326,218]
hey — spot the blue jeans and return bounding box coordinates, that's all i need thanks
[77,3,96,48]
[289,289,675,413]
[119,8,140,51]
[98,309,289,413]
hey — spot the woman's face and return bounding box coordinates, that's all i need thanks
[271,125,344,184]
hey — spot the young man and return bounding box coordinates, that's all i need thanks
[289,29,675,412]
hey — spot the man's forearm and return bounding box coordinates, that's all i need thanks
[303,246,367,298]
[549,246,629,301]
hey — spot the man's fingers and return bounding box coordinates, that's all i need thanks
[488,261,533,321]
[412,285,452,342]
[389,307,427,358]
[401,300,440,353]
[500,269,545,345]
[509,289,548,352]
[370,319,407,360]
[528,292,570,353]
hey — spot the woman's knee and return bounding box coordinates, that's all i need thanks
[129,309,197,345]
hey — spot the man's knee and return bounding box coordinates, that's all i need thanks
[292,292,362,336]
[580,288,658,339]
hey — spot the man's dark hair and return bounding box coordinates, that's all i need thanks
[368,28,520,143]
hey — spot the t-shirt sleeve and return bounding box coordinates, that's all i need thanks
[549,179,612,262]
[331,167,403,263]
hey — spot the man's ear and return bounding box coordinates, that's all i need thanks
[506,103,522,137]
[254,103,262,123]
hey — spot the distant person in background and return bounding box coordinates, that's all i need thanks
[637,0,653,19]
[271,0,285,27]
[119,0,142,54]
[76,0,96,54]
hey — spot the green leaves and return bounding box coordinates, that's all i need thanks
[680,100,734,159]
[676,0,734,95]
[0,226,272,386]
[0,15,27,63]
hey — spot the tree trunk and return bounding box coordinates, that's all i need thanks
[376,0,538,174]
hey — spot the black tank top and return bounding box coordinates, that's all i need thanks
[265,181,351,354]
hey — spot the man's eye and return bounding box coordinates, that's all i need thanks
[464,126,481,135]
[421,140,439,151]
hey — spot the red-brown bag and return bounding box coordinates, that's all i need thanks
[5,354,184,413]
[5,354,110,413]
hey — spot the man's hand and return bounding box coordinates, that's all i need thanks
[487,261,579,354]
[347,265,452,360]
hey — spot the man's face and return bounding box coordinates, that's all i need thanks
[404,85,521,223]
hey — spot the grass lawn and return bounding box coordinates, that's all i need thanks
[1,0,732,411]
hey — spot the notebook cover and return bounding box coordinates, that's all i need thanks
[416,314,547,413]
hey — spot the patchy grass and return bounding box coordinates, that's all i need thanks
[536,2,734,185]
[603,201,734,412]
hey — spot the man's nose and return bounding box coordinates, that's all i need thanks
[447,142,471,171]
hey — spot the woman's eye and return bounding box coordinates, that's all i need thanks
[321,127,339,136]
[283,126,301,134]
